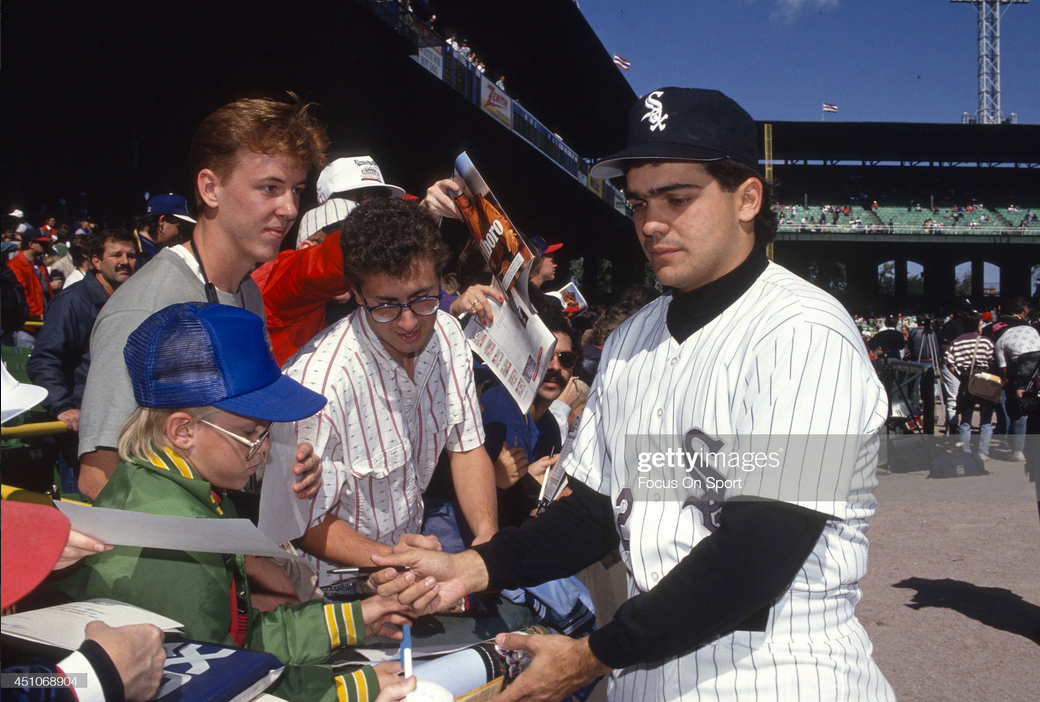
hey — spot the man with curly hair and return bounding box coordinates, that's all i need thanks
[277,198,498,599]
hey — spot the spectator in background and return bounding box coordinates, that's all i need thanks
[941,298,976,430]
[253,197,355,365]
[7,232,55,347]
[945,312,997,459]
[868,316,906,360]
[995,302,1040,462]
[135,193,196,267]
[27,229,138,494]
[528,236,562,291]
[62,234,94,288]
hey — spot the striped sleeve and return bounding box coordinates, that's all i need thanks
[324,600,366,648]
[442,317,486,453]
[334,665,381,702]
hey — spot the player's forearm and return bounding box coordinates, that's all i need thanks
[449,447,499,542]
[299,513,393,567]
[587,500,827,669]
[473,478,617,590]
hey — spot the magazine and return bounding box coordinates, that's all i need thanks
[452,153,557,412]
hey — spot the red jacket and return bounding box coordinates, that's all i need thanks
[253,233,351,366]
[8,250,52,319]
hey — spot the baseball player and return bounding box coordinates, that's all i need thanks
[375,88,894,701]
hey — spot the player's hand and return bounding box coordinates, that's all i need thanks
[527,453,559,480]
[84,621,166,702]
[57,408,80,432]
[420,178,464,220]
[371,549,488,615]
[291,442,322,499]
[493,633,611,702]
[374,671,415,702]
[449,284,503,325]
[359,595,414,640]
[55,529,111,570]
[494,445,529,489]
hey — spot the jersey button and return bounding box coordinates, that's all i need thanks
[670,357,678,366]
[656,408,664,417]
[651,571,660,582]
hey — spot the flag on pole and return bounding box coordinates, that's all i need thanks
[613,53,631,71]
[823,103,839,113]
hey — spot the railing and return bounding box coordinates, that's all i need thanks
[778,223,1038,236]
[1,421,69,439]
[354,0,630,218]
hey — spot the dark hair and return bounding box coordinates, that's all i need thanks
[885,316,898,328]
[622,158,777,246]
[535,295,581,364]
[703,159,778,246]
[188,92,329,209]
[340,199,450,289]
[963,312,983,331]
[90,229,138,261]
[69,234,93,267]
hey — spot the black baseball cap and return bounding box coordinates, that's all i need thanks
[590,87,760,179]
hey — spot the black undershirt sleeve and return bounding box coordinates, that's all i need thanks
[473,482,828,671]
[472,479,619,591]
[587,500,827,669]
[79,638,126,702]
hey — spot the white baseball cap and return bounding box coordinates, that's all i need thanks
[316,156,405,204]
[296,198,356,248]
[1,362,48,424]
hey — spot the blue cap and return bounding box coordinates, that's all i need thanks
[145,193,196,224]
[124,302,326,422]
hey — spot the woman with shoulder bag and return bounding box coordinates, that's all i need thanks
[944,311,1000,459]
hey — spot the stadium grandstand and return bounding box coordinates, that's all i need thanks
[762,120,1039,312]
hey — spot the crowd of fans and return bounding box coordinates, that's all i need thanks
[858,296,1040,463]
[0,94,661,702]
[776,200,1037,235]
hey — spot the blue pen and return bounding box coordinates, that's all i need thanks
[401,624,413,678]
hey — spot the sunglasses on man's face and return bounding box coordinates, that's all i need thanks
[554,351,578,370]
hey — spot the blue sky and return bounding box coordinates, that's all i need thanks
[581,0,1039,124]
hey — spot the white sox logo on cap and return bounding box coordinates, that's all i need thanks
[641,90,668,132]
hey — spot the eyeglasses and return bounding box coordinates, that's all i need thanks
[554,351,578,370]
[198,419,272,460]
[363,290,443,323]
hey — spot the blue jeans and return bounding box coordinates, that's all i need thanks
[1009,414,1028,452]
[958,403,994,456]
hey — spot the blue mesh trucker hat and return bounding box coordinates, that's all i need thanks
[124,302,327,422]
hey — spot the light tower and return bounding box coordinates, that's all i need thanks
[951,0,1028,124]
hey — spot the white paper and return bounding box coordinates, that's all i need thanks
[53,501,313,574]
[465,297,556,414]
[257,430,312,544]
[1,599,181,650]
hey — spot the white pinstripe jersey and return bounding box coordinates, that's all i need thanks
[278,309,485,588]
[567,262,895,701]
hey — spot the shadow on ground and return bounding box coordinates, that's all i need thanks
[894,577,1040,645]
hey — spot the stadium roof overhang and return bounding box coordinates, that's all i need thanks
[428,0,637,159]
[761,121,1040,167]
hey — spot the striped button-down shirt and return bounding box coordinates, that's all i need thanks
[279,309,484,587]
